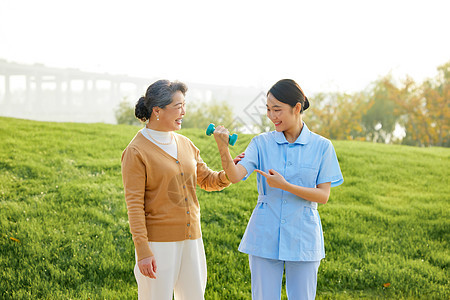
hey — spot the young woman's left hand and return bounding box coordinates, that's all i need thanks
[255,169,288,189]
[233,152,245,164]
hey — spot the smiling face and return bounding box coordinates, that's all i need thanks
[266,92,302,132]
[152,91,186,131]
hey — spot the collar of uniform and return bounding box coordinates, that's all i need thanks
[273,122,311,145]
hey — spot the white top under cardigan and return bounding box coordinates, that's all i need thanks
[140,128,178,159]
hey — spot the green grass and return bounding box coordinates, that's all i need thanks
[0,116,449,299]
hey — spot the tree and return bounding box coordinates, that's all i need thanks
[421,62,450,147]
[115,99,142,126]
[258,113,275,132]
[307,92,367,141]
[391,61,449,147]
[361,76,400,143]
[182,100,242,132]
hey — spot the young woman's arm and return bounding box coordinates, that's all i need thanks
[255,169,331,204]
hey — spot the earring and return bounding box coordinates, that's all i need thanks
[157,115,159,121]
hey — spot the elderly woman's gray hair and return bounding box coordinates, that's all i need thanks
[135,79,188,122]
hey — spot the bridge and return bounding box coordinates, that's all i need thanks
[0,59,153,123]
[0,59,264,130]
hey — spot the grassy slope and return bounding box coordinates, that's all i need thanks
[0,117,448,299]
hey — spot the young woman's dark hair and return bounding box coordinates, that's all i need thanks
[267,79,310,113]
[135,79,188,122]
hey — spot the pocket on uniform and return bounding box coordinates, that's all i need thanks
[298,166,319,188]
[245,202,268,246]
[303,206,319,223]
[253,201,267,216]
[300,206,322,251]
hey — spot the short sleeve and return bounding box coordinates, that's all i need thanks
[237,137,259,181]
[317,141,344,187]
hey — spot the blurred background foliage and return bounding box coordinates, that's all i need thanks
[116,61,449,147]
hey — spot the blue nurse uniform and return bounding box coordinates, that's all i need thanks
[238,122,344,261]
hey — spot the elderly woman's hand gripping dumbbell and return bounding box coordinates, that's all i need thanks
[206,123,238,146]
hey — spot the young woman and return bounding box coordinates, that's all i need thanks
[214,79,344,300]
[121,79,237,300]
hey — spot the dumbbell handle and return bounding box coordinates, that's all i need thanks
[206,123,238,146]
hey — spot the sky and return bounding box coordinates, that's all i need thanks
[1,0,449,95]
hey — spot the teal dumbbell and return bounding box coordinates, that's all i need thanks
[206,123,238,146]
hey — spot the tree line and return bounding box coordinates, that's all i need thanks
[306,61,448,147]
[116,61,449,147]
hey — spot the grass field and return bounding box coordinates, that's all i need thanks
[0,116,449,299]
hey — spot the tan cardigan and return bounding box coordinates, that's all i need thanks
[121,131,230,261]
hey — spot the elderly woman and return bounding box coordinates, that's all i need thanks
[121,79,236,300]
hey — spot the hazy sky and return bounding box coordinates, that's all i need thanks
[1,0,449,95]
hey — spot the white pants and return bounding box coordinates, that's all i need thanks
[134,238,207,300]
[249,255,320,300]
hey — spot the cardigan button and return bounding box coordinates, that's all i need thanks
[176,161,179,164]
